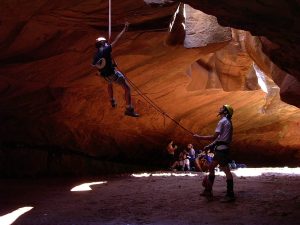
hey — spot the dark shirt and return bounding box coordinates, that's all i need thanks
[92,43,115,76]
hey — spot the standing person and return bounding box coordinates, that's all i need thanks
[187,143,196,170]
[92,22,139,117]
[193,104,235,202]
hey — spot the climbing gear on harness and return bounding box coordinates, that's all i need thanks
[95,57,106,70]
[215,144,229,151]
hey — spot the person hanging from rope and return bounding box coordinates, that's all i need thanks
[193,104,235,202]
[92,22,139,117]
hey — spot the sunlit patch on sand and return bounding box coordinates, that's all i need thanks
[132,167,300,178]
[71,181,107,192]
[232,167,300,177]
[132,173,151,177]
[0,207,33,225]
[132,172,198,177]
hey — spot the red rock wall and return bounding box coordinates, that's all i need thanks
[0,0,299,175]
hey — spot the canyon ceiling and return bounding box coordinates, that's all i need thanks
[0,0,299,175]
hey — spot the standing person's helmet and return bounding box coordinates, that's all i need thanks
[95,37,107,48]
[223,104,234,117]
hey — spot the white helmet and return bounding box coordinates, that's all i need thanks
[96,37,106,42]
[95,37,107,48]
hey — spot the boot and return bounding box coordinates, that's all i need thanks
[200,189,213,198]
[200,175,215,197]
[220,179,235,203]
[125,107,139,117]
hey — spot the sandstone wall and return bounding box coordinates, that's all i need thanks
[1,0,300,176]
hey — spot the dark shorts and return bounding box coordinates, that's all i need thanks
[103,70,125,85]
[213,150,231,167]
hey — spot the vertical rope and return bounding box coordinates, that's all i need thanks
[108,0,111,39]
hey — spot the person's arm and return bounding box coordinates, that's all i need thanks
[111,22,129,47]
[167,141,173,150]
[194,119,222,145]
[194,132,220,152]
[193,132,219,141]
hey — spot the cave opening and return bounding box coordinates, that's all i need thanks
[1,0,300,224]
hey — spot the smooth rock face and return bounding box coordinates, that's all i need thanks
[0,1,300,175]
[184,4,232,48]
[166,2,300,108]
[179,0,300,81]
[245,33,300,108]
[280,74,300,107]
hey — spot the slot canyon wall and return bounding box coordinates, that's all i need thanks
[0,0,299,176]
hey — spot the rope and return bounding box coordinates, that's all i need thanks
[124,76,195,136]
[108,0,111,39]
[106,1,196,139]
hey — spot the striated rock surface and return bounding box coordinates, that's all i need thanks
[184,4,232,48]
[166,1,300,107]
[180,0,300,81]
[0,0,300,176]
[245,33,300,108]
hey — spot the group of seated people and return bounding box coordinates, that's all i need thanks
[166,141,246,172]
[167,141,213,172]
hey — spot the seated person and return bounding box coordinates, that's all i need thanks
[170,149,190,171]
[228,160,237,170]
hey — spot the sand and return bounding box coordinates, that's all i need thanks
[1,169,300,225]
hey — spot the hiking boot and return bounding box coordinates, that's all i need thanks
[110,99,117,108]
[220,195,235,203]
[200,190,213,197]
[125,107,139,117]
[200,190,213,201]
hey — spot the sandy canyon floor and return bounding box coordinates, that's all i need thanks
[1,168,300,225]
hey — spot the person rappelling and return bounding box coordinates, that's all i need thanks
[92,22,139,117]
[193,104,235,202]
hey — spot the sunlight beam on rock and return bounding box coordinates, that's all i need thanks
[169,4,180,31]
[253,63,268,93]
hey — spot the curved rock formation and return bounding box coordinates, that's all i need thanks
[0,0,300,176]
